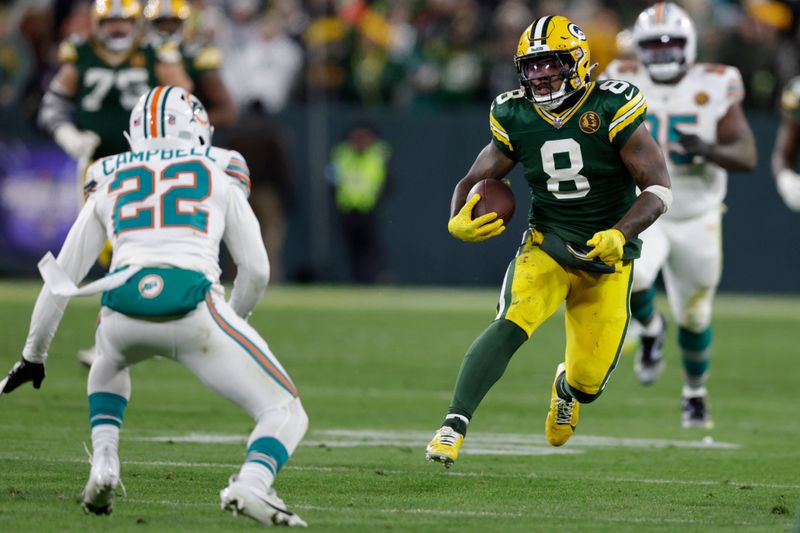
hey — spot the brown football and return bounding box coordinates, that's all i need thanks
[467,179,515,224]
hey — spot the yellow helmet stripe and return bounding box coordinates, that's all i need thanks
[609,97,647,142]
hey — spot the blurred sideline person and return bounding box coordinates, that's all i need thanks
[425,15,671,467]
[326,124,391,283]
[772,76,800,211]
[38,0,192,367]
[2,86,308,527]
[602,2,756,428]
[144,0,237,129]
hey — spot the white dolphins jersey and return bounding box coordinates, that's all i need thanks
[602,60,745,220]
[84,140,252,283]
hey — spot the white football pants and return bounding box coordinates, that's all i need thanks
[632,208,723,332]
[87,291,307,453]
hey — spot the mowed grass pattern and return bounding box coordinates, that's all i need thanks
[0,282,798,532]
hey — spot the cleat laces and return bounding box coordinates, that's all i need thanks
[437,427,460,446]
[552,397,575,425]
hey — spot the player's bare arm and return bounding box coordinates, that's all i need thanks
[156,60,193,92]
[771,110,798,176]
[200,71,237,128]
[706,103,756,172]
[449,142,515,217]
[615,123,672,240]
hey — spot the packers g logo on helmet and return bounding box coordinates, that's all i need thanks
[514,16,592,111]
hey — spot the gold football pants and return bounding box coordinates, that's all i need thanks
[496,231,633,397]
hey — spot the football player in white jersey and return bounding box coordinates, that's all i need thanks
[0,86,308,527]
[601,2,756,428]
[772,76,800,211]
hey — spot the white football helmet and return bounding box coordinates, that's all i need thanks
[632,2,697,82]
[128,85,198,147]
[188,93,214,146]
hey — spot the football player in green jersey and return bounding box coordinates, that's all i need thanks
[772,76,800,211]
[143,0,237,128]
[38,0,192,168]
[426,15,672,467]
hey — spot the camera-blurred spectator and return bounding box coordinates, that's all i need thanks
[327,124,391,284]
[0,5,33,112]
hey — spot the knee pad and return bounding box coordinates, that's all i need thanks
[681,291,712,332]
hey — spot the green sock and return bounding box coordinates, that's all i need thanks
[447,319,528,422]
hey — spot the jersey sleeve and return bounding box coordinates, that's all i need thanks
[721,65,745,107]
[57,37,80,64]
[781,77,800,123]
[82,160,106,201]
[193,45,223,71]
[213,148,252,197]
[489,97,516,160]
[605,81,648,148]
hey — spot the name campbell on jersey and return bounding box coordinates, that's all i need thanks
[602,60,745,220]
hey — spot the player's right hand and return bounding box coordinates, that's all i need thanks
[54,123,101,160]
[448,194,505,242]
[776,169,800,211]
[0,357,45,395]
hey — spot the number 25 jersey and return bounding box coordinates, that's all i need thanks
[490,80,647,259]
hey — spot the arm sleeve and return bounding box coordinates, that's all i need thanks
[222,186,269,319]
[38,78,76,135]
[22,199,107,363]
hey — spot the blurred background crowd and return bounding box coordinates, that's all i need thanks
[3,0,800,122]
[0,0,799,287]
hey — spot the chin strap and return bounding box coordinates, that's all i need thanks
[585,62,599,80]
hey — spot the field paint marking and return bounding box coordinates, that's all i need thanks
[3,454,799,490]
[124,499,764,526]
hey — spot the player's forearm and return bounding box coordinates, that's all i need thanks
[451,143,515,217]
[224,189,269,318]
[38,88,76,135]
[613,192,667,242]
[708,137,757,172]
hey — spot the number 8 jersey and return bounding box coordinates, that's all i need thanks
[490,80,647,259]
[83,140,253,285]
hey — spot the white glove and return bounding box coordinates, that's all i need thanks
[54,123,100,160]
[776,169,800,211]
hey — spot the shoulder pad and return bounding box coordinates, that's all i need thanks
[155,42,182,64]
[194,46,223,70]
[215,149,251,196]
[58,38,80,63]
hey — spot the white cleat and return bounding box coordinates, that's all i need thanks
[220,477,307,527]
[81,447,120,515]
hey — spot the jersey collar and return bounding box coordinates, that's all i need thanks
[534,82,596,129]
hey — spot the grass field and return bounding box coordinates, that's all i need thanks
[0,281,799,532]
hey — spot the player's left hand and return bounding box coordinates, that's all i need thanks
[0,357,45,395]
[675,131,712,159]
[586,229,626,269]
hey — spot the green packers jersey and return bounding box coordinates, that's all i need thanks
[489,80,647,259]
[181,41,222,105]
[59,37,160,158]
[781,76,800,124]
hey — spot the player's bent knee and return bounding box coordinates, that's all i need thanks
[681,295,712,332]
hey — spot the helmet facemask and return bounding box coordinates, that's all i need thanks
[636,35,688,82]
[516,50,582,110]
[96,17,137,52]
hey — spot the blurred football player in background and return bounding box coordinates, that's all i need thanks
[772,76,800,211]
[144,0,237,129]
[426,15,671,467]
[39,0,192,367]
[602,2,756,428]
[2,87,307,527]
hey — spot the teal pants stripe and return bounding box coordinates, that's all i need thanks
[88,392,128,428]
[246,437,289,474]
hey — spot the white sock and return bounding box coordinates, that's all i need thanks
[91,425,119,454]
[237,462,275,495]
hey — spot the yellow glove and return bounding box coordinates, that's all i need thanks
[447,194,506,242]
[586,229,626,268]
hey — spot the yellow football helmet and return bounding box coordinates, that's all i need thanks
[514,16,592,110]
[144,0,191,46]
[92,0,142,52]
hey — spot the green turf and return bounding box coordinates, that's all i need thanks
[0,282,798,532]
